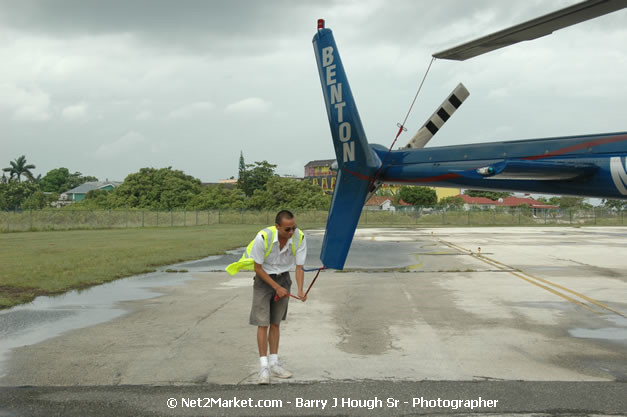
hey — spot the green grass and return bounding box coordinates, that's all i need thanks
[0,224,265,309]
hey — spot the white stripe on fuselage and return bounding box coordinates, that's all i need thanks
[610,157,627,195]
[322,46,355,163]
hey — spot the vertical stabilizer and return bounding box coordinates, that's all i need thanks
[313,21,379,269]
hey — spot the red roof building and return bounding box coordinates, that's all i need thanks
[457,194,558,209]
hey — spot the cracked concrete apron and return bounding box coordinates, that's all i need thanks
[0,227,626,386]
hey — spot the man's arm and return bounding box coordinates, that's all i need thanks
[295,265,306,302]
[254,262,288,298]
[295,233,307,301]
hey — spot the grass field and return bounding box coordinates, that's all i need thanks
[3,215,625,309]
[0,225,267,309]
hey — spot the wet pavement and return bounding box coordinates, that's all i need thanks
[1,227,626,416]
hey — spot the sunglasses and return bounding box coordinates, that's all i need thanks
[282,226,297,233]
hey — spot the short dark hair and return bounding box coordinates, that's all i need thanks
[275,210,294,226]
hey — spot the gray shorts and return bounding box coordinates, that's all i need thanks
[249,272,292,327]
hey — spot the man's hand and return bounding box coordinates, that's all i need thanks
[275,286,289,299]
[298,289,307,302]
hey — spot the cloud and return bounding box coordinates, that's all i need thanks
[0,83,51,121]
[167,101,215,120]
[94,131,147,159]
[61,102,88,120]
[135,110,154,120]
[225,97,272,114]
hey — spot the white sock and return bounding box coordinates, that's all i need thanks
[259,356,268,369]
[269,354,279,366]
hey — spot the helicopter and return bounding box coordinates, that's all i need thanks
[313,0,627,270]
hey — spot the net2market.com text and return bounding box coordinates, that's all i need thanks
[167,395,499,411]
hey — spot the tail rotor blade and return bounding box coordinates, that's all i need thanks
[403,83,470,150]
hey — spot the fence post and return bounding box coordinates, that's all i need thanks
[195,210,198,226]
[240,209,243,224]
[157,211,159,227]
[593,207,596,225]
[518,209,521,225]
[207,210,210,225]
[30,208,33,231]
[621,209,624,225]
[184,210,187,226]
[109,209,112,228]
[544,209,547,224]
[493,209,496,225]
[170,210,173,227]
[218,209,221,224]
[141,210,145,227]
[467,210,470,226]
[126,209,129,228]
[6,211,9,232]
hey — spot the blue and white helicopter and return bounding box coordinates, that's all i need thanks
[313,0,627,270]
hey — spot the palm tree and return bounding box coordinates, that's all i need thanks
[3,155,36,182]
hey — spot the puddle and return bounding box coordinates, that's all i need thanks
[0,270,197,377]
[569,316,627,342]
[173,251,239,271]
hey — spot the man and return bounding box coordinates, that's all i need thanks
[248,210,306,384]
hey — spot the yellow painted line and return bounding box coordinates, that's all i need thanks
[480,254,626,318]
[473,254,600,314]
[405,261,424,271]
[437,239,624,316]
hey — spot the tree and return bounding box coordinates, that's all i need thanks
[21,191,58,210]
[247,177,331,210]
[548,196,586,209]
[0,181,39,210]
[40,168,98,193]
[603,199,627,210]
[106,167,202,209]
[238,160,277,197]
[437,195,464,208]
[465,189,512,201]
[238,152,246,183]
[3,155,36,182]
[398,186,437,206]
[187,185,248,210]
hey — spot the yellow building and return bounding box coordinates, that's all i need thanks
[304,159,460,200]
[434,187,461,201]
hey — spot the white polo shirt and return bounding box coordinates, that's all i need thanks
[250,229,307,275]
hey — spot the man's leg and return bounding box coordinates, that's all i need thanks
[257,326,269,356]
[268,305,291,378]
[268,323,280,354]
[256,326,270,384]
[250,274,273,385]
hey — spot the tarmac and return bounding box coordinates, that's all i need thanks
[1,226,626,416]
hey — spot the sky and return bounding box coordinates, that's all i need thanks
[1,0,626,183]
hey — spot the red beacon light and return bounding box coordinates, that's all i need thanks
[317,19,325,30]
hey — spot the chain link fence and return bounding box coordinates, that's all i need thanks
[0,207,624,232]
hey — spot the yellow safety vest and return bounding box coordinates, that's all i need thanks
[225,226,304,276]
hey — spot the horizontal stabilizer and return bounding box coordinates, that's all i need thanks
[467,160,599,180]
